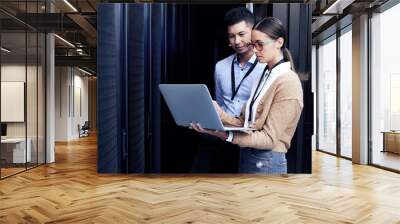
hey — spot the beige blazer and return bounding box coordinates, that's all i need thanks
[217,70,304,153]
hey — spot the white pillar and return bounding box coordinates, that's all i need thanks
[46,32,55,163]
[352,14,369,164]
[45,0,56,163]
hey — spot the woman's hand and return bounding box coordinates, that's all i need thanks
[190,123,228,140]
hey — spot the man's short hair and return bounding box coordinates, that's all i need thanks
[224,7,255,28]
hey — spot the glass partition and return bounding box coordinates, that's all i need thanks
[317,35,337,155]
[0,1,46,179]
[1,30,28,177]
[370,3,400,171]
[339,27,352,158]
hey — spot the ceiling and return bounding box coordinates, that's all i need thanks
[311,0,391,43]
[1,0,98,74]
[0,0,395,74]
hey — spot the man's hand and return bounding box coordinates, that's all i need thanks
[190,123,228,140]
[212,100,223,117]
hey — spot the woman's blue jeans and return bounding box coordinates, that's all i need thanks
[238,148,287,174]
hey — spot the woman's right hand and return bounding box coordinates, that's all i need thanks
[190,122,228,141]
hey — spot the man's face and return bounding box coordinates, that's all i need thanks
[227,21,253,54]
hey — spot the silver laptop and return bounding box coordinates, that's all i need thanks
[159,84,255,132]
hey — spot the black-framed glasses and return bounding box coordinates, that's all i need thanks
[247,39,276,51]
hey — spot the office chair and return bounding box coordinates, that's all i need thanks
[79,121,90,138]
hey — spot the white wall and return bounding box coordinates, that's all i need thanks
[1,65,26,81]
[1,65,27,140]
[1,64,46,164]
[1,82,25,122]
[70,71,89,139]
[55,67,89,141]
[55,66,69,141]
[1,65,42,137]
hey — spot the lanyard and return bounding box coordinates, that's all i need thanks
[230,56,258,101]
[248,59,285,122]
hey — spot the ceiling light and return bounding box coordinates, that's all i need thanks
[54,34,75,48]
[63,0,78,12]
[323,0,340,14]
[78,67,92,76]
[322,0,355,15]
[1,47,11,53]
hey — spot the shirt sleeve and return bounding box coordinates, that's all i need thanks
[214,64,223,106]
[217,103,245,127]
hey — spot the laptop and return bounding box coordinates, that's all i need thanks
[159,84,255,132]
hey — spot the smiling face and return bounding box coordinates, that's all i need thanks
[227,21,253,55]
[250,29,284,64]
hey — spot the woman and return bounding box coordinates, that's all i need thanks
[192,17,304,174]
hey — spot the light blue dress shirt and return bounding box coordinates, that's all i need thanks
[214,53,266,117]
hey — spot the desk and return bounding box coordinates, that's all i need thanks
[1,138,31,163]
[381,131,400,154]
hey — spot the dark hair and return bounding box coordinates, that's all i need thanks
[224,7,255,28]
[253,17,295,71]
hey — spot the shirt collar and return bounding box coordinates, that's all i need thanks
[233,53,257,65]
[268,61,291,76]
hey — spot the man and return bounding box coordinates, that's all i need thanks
[215,7,266,118]
[191,7,266,173]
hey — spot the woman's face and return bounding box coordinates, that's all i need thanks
[251,29,283,64]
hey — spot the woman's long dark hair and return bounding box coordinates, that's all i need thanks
[253,17,295,71]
